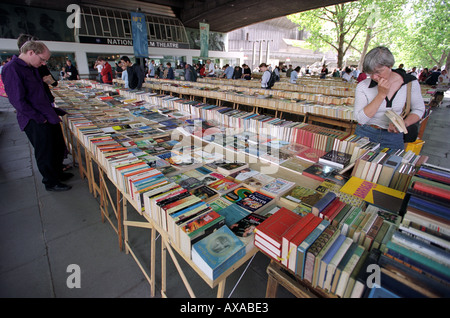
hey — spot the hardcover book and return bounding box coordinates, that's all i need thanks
[255,207,303,250]
[340,177,406,213]
[312,191,337,216]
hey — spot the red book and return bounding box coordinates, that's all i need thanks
[416,170,450,184]
[254,207,302,250]
[281,213,315,267]
[319,198,341,219]
[286,216,323,271]
[413,181,450,200]
[296,147,326,163]
[324,200,347,222]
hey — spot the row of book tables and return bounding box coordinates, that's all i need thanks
[55,80,449,298]
[113,77,357,128]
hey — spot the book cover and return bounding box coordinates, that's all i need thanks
[302,163,337,182]
[217,162,249,176]
[279,185,319,210]
[208,177,240,194]
[319,150,352,169]
[279,157,311,174]
[191,225,246,280]
[222,186,254,203]
[296,147,326,163]
[190,185,219,203]
[230,213,268,238]
[243,173,275,192]
[236,191,275,214]
[340,177,406,213]
[260,178,296,198]
[208,197,232,212]
[228,168,260,182]
[216,203,251,227]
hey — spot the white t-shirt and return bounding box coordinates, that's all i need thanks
[96,64,103,73]
[207,62,215,76]
[354,78,425,129]
[342,72,353,82]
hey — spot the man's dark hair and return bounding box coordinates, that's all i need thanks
[120,56,131,63]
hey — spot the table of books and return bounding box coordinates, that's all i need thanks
[54,80,450,298]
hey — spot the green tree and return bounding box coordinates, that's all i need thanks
[390,0,450,69]
[287,0,450,71]
[287,0,399,68]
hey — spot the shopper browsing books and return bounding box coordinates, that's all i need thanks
[2,41,72,191]
[353,46,425,150]
[120,56,144,90]
[259,63,271,89]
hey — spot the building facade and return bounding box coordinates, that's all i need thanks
[0,4,243,78]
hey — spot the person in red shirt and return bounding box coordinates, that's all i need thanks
[357,72,367,83]
[199,64,206,77]
[98,56,113,84]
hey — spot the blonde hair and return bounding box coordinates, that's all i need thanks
[20,40,48,55]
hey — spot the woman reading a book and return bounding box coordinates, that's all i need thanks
[354,47,425,150]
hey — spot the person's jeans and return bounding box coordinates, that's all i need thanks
[355,124,405,150]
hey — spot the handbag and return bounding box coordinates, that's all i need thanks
[401,82,420,142]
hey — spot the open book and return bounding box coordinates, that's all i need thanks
[385,110,408,134]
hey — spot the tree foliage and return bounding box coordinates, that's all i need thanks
[288,0,449,70]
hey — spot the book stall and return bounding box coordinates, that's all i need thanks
[54,79,449,298]
[113,78,357,126]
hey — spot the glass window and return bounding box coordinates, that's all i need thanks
[78,6,189,44]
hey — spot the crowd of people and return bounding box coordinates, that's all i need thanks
[0,30,448,191]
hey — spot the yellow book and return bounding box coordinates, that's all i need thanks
[340,177,405,213]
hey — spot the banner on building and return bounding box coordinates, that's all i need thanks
[130,12,148,58]
[199,22,209,58]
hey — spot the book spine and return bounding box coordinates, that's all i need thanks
[413,181,450,200]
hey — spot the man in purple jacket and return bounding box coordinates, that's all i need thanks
[2,41,72,191]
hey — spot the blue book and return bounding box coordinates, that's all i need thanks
[408,196,450,220]
[386,241,450,284]
[311,192,337,216]
[191,225,246,280]
[296,219,330,278]
[168,201,207,219]
[317,234,346,288]
[217,204,251,227]
[368,284,400,298]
